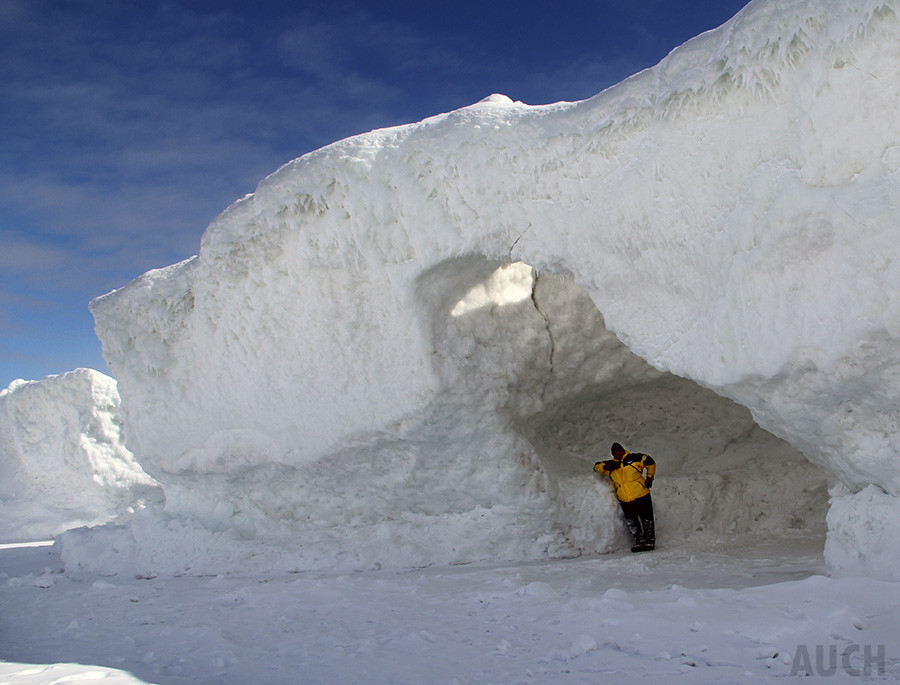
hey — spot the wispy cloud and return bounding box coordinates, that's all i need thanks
[0,238,68,273]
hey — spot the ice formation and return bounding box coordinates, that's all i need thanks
[0,370,161,541]
[71,0,900,577]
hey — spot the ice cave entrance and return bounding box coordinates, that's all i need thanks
[421,256,830,554]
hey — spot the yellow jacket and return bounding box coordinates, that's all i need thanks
[594,451,656,502]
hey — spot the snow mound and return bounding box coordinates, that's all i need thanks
[77,0,900,576]
[0,370,161,541]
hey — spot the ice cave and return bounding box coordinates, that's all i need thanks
[56,0,900,578]
[418,256,829,549]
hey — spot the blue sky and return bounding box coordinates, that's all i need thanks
[1,0,751,386]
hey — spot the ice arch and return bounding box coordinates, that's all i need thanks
[417,257,828,552]
[77,0,900,577]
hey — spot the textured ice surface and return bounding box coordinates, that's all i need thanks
[0,370,161,541]
[82,0,900,576]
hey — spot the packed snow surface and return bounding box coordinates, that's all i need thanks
[80,0,900,577]
[0,370,160,541]
[3,535,900,683]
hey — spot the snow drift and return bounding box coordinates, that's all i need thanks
[0,370,161,541]
[72,0,900,577]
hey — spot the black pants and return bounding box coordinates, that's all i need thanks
[619,493,655,547]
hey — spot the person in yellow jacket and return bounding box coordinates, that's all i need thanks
[594,442,656,552]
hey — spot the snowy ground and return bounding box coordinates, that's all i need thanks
[3,532,899,684]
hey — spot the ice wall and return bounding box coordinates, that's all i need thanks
[85,0,900,576]
[70,264,828,577]
[0,370,161,541]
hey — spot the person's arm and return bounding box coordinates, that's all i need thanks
[594,460,616,475]
[643,455,656,487]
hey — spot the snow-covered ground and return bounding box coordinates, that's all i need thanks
[3,532,900,684]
